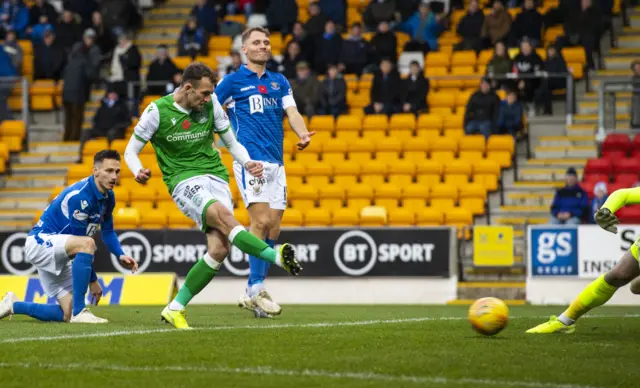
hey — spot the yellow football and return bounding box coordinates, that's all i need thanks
[468,297,509,336]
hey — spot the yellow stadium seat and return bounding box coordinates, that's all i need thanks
[444,114,464,129]
[281,209,303,226]
[375,183,402,199]
[209,35,232,52]
[31,95,55,111]
[388,174,413,186]
[234,207,250,226]
[362,114,388,132]
[487,134,515,154]
[389,113,416,131]
[310,115,335,133]
[459,183,487,215]
[0,120,26,138]
[319,184,346,200]
[474,158,501,176]
[0,142,8,160]
[456,90,475,108]
[360,206,387,226]
[334,130,361,143]
[284,116,309,133]
[393,129,414,142]
[348,184,375,200]
[140,209,168,229]
[323,153,347,168]
[416,207,444,225]
[295,152,319,165]
[173,56,192,70]
[304,208,331,226]
[376,151,400,163]
[168,210,195,229]
[322,138,349,153]
[404,198,428,210]
[388,207,415,225]
[424,66,448,89]
[82,139,109,156]
[348,137,376,153]
[290,199,316,212]
[306,162,333,177]
[445,207,473,227]
[444,174,470,188]
[286,162,306,176]
[349,151,374,166]
[375,198,399,210]
[561,47,586,66]
[307,176,330,187]
[430,184,457,208]
[110,139,128,153]
[474,174,499,192]
[415,129,440,140]
[374,137,402,155]
[130,200,155,212]
[347,92,369,109]
[318,198,344,212]
[114,208,140,228]
[444,159,472,176]
[487,151,512,168]
[402,151,426,165]
[417,114,443,131]
[402,183,429,199]
[414,159,440,175]
[112,186,131,204]
[428,93,456,111]
[459,151,484,163]
[459,135,486,153]
[387,158,415,175]
[332,207,359,226]
[430,136,457,154]
[66,164,91,182]
[426,52,451,68]
[156,200,177,213]
[348,198,372,211]
[451,51,477,67]
[569,63,583,80]
[290,185,318,200]
[129,185,157,203]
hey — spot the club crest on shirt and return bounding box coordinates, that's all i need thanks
[192,110,208,124]
[270,82,280,91]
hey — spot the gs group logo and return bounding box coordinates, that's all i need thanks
[529,227,578,276]
[1,232,35,275]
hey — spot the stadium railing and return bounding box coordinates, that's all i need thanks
[596,79,636,139]
[1,76,30,151]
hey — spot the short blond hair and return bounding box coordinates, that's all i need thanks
[241,27,270,43]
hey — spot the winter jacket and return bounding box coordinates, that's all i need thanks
[1,0,29,38]
[318,0,346,27]
[363,0,396,30]
[266,0,298,30]
[34,40,65,81]
[497,101,523,130]
[62,42,101,104]
[464,90,501,126]
[513,52,544,75]
[339,37,370,72]
[511,8,543,42]
[0,45,17,77]
[191,4,217,34]
[370,69,403,106]
[551,185,589,218]
[457,10,484,39]
[486,56,512,76]
[397,11,444,50]
[370,31,397,63]
[402,74,429,111]
[93,97,131,132]
[28,2,57,26]
[481,9,512,44]
[321,76,347,109]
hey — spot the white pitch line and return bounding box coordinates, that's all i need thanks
[2,313,639,344]
[0,361,602,388]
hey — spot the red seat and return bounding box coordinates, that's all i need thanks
[585,158,612,176]
[614,173,638,185]
[632,133,640,149]
[631,149,640,158]
[580,181,596,199]
[613,158,640,174]
[607,182,627,194]
[602,150,626,161]
[583,173,609,183]
[602,134,631,154]
[617,205,640,224]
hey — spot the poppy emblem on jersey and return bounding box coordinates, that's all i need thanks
[270,82,280,90]
[258,85,268,94]
[182,120,191,130]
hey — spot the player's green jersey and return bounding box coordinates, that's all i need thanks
[134,93,231,194]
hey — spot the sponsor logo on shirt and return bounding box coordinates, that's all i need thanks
[249,95,279,115]
[166,131,209,142]
[240,85,256,92]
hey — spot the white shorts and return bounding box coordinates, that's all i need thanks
[233,161,287,210]
[24,234,73,299]
[172,174,234,231]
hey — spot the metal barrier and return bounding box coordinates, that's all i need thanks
[597,79,635,139]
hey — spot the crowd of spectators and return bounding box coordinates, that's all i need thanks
[550,167,612,225]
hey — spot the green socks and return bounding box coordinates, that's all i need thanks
[172,255,221,309]
[229,226,278,265]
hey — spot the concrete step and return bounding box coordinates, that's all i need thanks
[618,34,640,48]
[148,10,190,20]
[578,101,629,115]
[574,114,630,124]
[491,216,550,225]
[0,188,53,199]
[0,220,34,231]
[604,56,637,70]
[538,135,594,147]
[30,142,80,153]
[16,152,78,164]
[0,175,66,189]
[534,145,597,158]
[461,267,526,281]
[137,29,181,40]
[567,124,596,136]
[505,191,554,206]
[509,181,564,190]
[582,91,631,101]
[518,167,584,181]
[0,210,39,221]
[11,163,69,176]
[456,282,526,300]
[0,198,48,210]
[521,158,588,167]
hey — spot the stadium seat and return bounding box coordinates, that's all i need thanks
[451,51,476,67]
[613,158,640,175]
[234,207,250,226]
[281,209,303,226]
[585,158,612,176]
[332,161,360,185]
[348,137,376,153]
[477,50,493,66]
[323,139,349,154]
[82,139,109,156]
[430,184,457,208]
[374,136,403,153]
[309,115,335,133]
[416,159,442,175]
[290,198,315,212]
[426,52,451,68]
[0,142,8,160]
[304,208,331,226]
[602,133,631,154]
[428,93,456,113]
[486,151,512,168]
[67,164,91,182]
[389,113,416,131]
[445,207,473,227]
[388,159,416,175]
[584,173,610,183]
[129,184,157,203]
[443,114,464,130]
[487,135,515,155]
[458,135,486,154]
[140,209,167,229]
[360,206,387,226]
[332,207,359,226]
[614,173,636,186]
[430,137,457,163]
[168,210,196,229]
[602,149,626,161]
[290,185,318,200]
[362,114,388,132]
[616,205,640,224]
[319,184,346,200]
[459,183,487,216]
[114,208,140,228]
[403,136,429,152]
[417,114,443,131]
[388,207,415,225]
[416,207,443,225]
[0,120,26,138]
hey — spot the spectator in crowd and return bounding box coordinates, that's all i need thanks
[191,0,218,35]
[561,0,600,70]
[365,57,403,115]
[589,182,608,224]
[66,0,98,30]
[513,38,544,103]
[226,50,243,74]
[226,0,255,17]
[99,0,142,35]
[510,0,543,47]
[266,0,298,36]
[109,31,141,99]
[338,22,370,75]
[363,0,397,31]
[33,29,65,81]
[3,29,22,71]
[0,43,16,123]
[454,0,485,52]
[401,60,429,114]
[397,3,445,54]
[318,0,346,28]
[396,0,419,21]
[291,61,322,117]
[481,0,512,47]
[78,89,131,158]
[91,11,115,57]
[166,71,182,95]
[29,14,53,43]
[62,28,101,142]
[28,0,57,28]
[551,167,588,225]
[281,41,302,79]
[631,61,640,130]
[319,63,347,117]
[370,20,397,64]
[56,9,82,55]
[286,22,313,64]
[304,2,328,38]
[497,90,523,136]
[145,44,179,96]
[178,16,207,58]
[486,41,512,89]
[464,77,501,138]
[533,44,568,115]
[0,0,28,39]
[314,20,342,75]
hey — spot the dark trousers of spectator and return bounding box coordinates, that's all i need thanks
[78,126,124,159]
[454,37,483,52]
[364,103,400,116]
[318,103,347,117]
[0,87,13,124]
[298,101,317,118]
[533,79,566,115]
[63,102,86,142]
[499,125,520,137]
[403,40,430,55]
[465,120,493,139]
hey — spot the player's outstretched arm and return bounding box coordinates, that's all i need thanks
[285,106,315,151]
[101,200,139,273]
[124,103,159,184]
[219,127,263,178]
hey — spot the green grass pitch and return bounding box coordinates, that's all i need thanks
[1,305,639,388]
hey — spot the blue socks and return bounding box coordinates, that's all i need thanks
[72,252,94,316]
[248,239,274,289]
[13,302,64,322]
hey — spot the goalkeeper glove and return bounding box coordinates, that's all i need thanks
[594,208,619,234]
